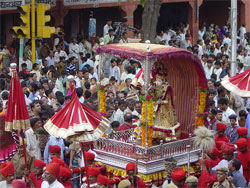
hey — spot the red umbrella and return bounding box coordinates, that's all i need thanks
[221,69,250,97]
[44,87,109,142]
[44,85,109,188]
[4,64,30,178]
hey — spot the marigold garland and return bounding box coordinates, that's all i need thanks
[196,89,207,128]
[140,96,155,147]
[98,85,107,113]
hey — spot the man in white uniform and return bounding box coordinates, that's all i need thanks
[41,162,65,188]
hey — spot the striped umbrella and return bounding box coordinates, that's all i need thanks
[221,68,250,97]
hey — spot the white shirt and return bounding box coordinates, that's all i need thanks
[87,59,94,67]
[41,180,65,188]
[222,107,236,124]
[0,181,13,188]
[103,24,113,36]
[23,59,32,71]
[223,37,231,47]
[69,43,80,58]
[213,68,222,81]
[109,66,121,84]
[204,66,214,79]
[54,50,68,63]
[212,159,243,174]
[25,128,41,159]
[113,108,125,125]
[75,77,83,88]
[45,56,55,67]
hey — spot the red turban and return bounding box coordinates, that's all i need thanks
[171,168,186,181]
[217,123,226,130]
[88,167,100,176]
[211,147,220,155]
[85,152,95,161]
[221,142,235,154]
[0,161,15,178]
[59,166,72,178]
[236,138,248,149]
[204,159,213,168]
[97,174,109,185]
[12,179,26,188]
[49,145,61,154]
[45,163,60,177]
[237,127,248,136]
[215,141,226,150]
[34,159,46,168]
[51,156,66,167]
[126,162,135,172]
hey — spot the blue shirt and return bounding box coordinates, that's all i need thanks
[29,91,39,102]
[225,125,239,144]
[245,114,250,137]
[80,61,89,70]
[229,170,247,188]
[43,136,65,164]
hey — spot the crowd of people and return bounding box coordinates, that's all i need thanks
[0,16,250,188]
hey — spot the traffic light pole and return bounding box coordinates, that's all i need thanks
[18,0,25,71]
[31,0,35,64]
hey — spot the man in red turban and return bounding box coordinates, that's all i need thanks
[171,168,187,188]
[205,146,221,167]
[41,162,64,188]
[81,167,100,188]
[59,166,72,188]
[198,159,217,188]
[236,138,250,183]
[0,161,15,187]
[237,127,250,148]
[215,123,229,143]
[29,159,46,188]
[212,142,243,174]
[12,179,26,188]
[124,162,146,188]
[49,145,61,160]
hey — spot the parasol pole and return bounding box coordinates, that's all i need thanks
[144,40,151,149]
[20,130,28,171]
[98,43,104,112]
[81,144,90,188]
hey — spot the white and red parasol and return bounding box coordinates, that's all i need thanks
[44,86,109,142]
[221,69,250,97]
[4,63,30,174]
[5,64,30,131]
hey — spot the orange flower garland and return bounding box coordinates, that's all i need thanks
[196,89,207,128]
[98,85,107,113]
[140,95,155,147]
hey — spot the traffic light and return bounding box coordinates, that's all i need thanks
[10,4,30,38]
[37,3,55,38]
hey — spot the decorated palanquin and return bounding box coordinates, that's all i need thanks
[95,43,207,186]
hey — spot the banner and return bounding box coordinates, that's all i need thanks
[64,0,126,6]
[0,0,56,11]
[89,18,96,38]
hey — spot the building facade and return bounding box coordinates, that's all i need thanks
[0,0,249,46]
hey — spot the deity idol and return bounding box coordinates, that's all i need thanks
[151,63,180,140]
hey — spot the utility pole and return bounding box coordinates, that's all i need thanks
[18,0,25,71]
[31,0,35,64]
[230,0,237,76]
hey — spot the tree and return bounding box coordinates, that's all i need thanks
[140,0,162,42]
